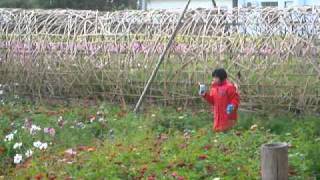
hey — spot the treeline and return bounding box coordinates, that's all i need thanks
[0,0,136,11]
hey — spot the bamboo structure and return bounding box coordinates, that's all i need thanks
[0,8,319,113]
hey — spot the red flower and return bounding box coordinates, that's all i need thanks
[198,154,208,160]
[203,144,212,151]
[34,173,44,180]
[0,146,5,155]
[177,176,185,180]
[89,115,96,123]
[171,172,178,177]
[140,165,148,175]
[147,174,156,180]
[179,143,188,149]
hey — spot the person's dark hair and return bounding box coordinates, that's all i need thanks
[212,68,228,81]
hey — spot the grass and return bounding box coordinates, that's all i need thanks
[0,100,319,179]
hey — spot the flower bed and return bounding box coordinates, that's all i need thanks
[0,102,319,179]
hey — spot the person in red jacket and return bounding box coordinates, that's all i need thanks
[199,68,240,132]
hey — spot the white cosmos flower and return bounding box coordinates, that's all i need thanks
[39,143,48,150]
[13,142,22,149]
[213,178,221,180]
[43,128,49,134]
[96,111,103,116]
[33,141,42,148]
[4,133,14,142]
[76,122,85,129]
[30,125,41,135]
[98,117,105,122]
[33,141,48,150]
[14,154,23,164]
[25,150,33,158]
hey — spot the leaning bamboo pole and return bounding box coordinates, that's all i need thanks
[134,0,192,113]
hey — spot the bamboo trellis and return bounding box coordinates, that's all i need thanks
[0,8,319,113]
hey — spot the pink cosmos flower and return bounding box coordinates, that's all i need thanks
[44,128,56,137]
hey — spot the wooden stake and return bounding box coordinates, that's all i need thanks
[133,0,192,113]
[261,143,288,180]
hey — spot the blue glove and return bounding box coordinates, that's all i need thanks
[226,104,234,114]
[199,84,207,96]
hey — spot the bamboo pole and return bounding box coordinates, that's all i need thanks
[133,0,192,113]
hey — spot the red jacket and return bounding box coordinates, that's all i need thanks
[202,80,240,132]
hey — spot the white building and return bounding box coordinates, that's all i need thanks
[141,0,234,10]
[138,0,320,10]
[241,0,320,8]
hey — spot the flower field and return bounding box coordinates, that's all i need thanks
[1,100,319,179]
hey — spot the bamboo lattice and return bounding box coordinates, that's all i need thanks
[0,8,319,113]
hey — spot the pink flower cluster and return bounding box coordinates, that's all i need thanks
[1,41,192,56]
[44,128,56,137]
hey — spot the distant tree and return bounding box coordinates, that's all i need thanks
[0,0,136,11]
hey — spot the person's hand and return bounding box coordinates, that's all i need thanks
[226,104,234,114]
[198,83,207,96]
